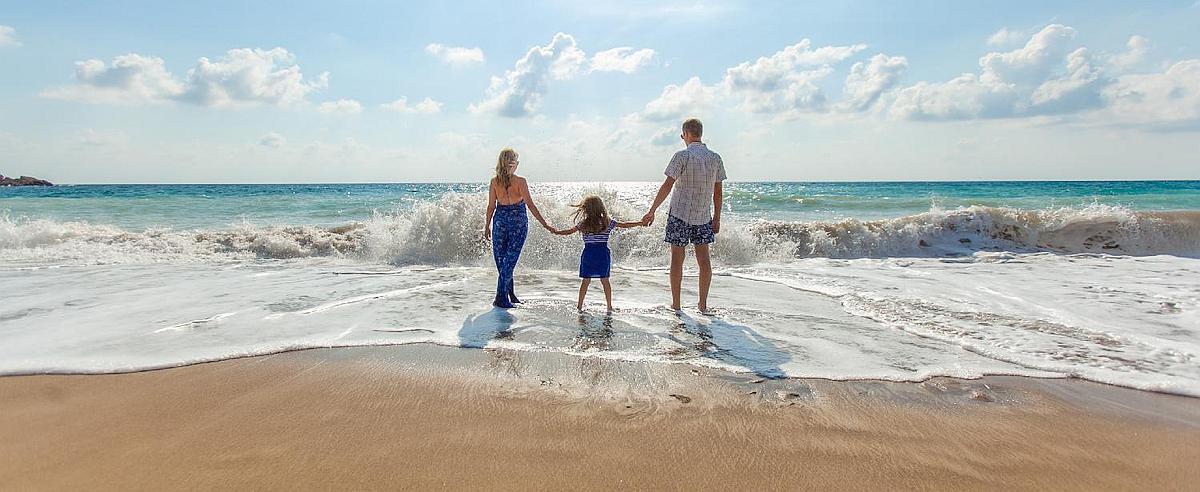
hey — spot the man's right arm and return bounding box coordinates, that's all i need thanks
[642,177,675,226]
[644,152,684,225]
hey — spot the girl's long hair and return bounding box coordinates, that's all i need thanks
[494,148,518,189]
[571,195,610,235]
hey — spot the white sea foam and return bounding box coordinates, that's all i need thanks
[2,192,1198,397]
[2,195,1197,266]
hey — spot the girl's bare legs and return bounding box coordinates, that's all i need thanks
[577,278,591,311]
[600,278,612,312]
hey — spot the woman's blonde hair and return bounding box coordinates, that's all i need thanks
[494,148,518,189]
[571,195,611,235]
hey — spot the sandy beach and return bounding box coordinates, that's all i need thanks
[2,344,1197,491]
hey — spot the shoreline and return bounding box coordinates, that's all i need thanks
[3,340,1200,404]
[2,344,1198,490]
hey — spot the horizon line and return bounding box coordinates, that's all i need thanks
[11,178,1199,186]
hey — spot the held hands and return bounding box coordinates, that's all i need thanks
[712,216,720,235]
[640,211,655,226]
[542,222,571,235]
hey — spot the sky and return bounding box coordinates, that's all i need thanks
[1,0,1198,183]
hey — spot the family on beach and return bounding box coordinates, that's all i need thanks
[484,118,726,313]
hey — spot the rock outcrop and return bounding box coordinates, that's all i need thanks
[0,174,53,186]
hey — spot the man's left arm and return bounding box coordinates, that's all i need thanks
[713,156,726,234]
[712,181,722,234]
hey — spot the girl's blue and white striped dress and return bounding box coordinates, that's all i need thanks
[579,219,616,279]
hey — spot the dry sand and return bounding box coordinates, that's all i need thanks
[2,344,1198,491]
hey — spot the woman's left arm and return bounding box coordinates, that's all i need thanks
[520,179,553,231]
[712,181,723,235]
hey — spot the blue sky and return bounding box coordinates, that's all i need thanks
[1,0,1198,183]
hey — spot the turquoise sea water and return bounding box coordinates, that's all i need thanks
[2,181,1198,230]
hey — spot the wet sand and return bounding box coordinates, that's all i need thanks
[2,344,1198,491]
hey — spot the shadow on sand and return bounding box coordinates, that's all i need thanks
[666,312,790,379]
[572,313,614,351]
[457,308,517,348]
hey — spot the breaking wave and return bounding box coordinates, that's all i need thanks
[2,192,1198,266]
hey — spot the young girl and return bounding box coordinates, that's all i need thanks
[551,195,643,312]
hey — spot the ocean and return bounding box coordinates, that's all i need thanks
[2,181,1198,395]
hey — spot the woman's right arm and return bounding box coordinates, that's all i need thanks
[484,180,496,239]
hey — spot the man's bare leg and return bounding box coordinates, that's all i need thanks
[669,245,685,311]
[695,243,712,312]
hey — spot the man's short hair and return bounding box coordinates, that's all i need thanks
[682,118,703,138]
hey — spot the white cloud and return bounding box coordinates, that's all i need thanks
[987,27,1027,48]
[425,43,485,66]
[41,47,328,108]
[840,54,908,112]
[380,96,443,114]
[1030,47,1104,112]
[468,33,655,117]
[1107,35,1151,70]
[179,48,328,107]
[641,76,716,121]
[891,24,1103,120]
[639,39,867,120]
[590,47,656,73]
[41,54,185,104]
[1101,59,1200,129]
[720,39,865,113]
[551,42,587,80]
[631,26,1195,132]
[259,132,286,147]
[316,99,362,114]
[650,127,681,146]
[0,25,19,48]
[885,24,1200,130]
[890,74,1021,120]
[470,32,587,118]
[979,24,1077,86]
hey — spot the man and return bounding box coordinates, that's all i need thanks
[641,118,726,312]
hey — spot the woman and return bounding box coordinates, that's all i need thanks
[484,148,552,308]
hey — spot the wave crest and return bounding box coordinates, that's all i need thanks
[2,195,1197,265]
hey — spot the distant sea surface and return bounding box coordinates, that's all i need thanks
[2,181,1198,229]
